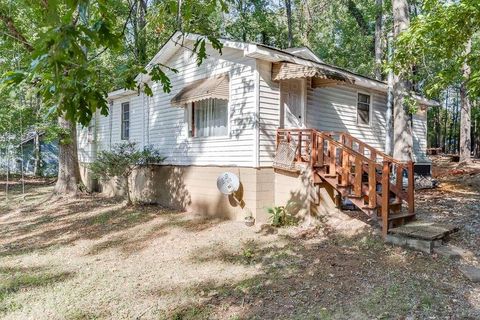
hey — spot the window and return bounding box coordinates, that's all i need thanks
[191,99,228,137]
[357,93,371,125]
[121,102,130,140]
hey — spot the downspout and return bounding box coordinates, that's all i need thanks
[141,77,146,149]
[147,94,150,145]
[109,100,113,150]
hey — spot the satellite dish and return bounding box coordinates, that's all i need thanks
[217,172,240,195]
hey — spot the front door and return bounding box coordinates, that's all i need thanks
[280,79,305,128]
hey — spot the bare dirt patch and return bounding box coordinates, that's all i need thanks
[0,175,479,319]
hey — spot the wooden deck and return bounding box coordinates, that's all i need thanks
[275,128,416,237]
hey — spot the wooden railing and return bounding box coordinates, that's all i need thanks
[276,128,416,236]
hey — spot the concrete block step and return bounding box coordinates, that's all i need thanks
[433,245,474,260]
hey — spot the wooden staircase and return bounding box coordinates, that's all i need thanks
[275,128,416,237]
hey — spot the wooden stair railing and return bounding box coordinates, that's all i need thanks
[275,128,416,237]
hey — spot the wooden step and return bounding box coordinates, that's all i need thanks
[324,174,337,178]
[387,212,415,221]
[345,194,363,199]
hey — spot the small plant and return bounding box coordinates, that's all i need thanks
[267,202,296,227]
[90,142,165,205]
[241,239,256,264]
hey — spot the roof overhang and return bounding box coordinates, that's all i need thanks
[272,62,355,86]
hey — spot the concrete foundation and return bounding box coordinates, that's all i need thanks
[79,163,341,225]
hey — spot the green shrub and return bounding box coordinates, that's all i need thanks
[90,142,165,205]
[267,202,296,227]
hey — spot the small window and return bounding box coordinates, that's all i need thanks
[191,99,228,137]
[121,102,130,140]
[357,93,371,125]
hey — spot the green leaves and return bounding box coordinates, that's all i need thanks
[0,71,26,87]
[394,0,480,98]
[0,0,225,127]
[150,64,175,93]
[90,142,166,180]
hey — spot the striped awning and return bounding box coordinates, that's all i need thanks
[171,74,229,106]
[272,62,354,86]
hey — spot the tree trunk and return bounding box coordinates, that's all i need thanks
[54,117,82,195]
[442,89,449,152]
[285,0,293,47]
[137,0,148,65]
[385,33,394,155]
[452,89,460,153]
[392,0,413,161]
[374,0,383,80]
[33,131,41,176]
[347,0,370,35]
[124,173,132,205]
[459,39,472,164]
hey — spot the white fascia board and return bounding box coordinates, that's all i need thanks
[107,88,137,100]
[412,94,441,107]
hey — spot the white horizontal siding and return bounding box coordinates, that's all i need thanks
[77,125,91,163]
[257,60,280,167]
[306,85,428,162]
[306,85,388,150]
[82,43,257,166]
[412,110,430,164]
[253,78,430,165]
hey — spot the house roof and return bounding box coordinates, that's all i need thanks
[109,31,440,107]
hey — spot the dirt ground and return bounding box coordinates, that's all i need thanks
[0,161,479,320]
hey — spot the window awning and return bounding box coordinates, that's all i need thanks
[272,62,355,87]
[171,74,229,106]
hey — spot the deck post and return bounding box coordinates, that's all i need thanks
[276,129,280,149]
[318,136,324,167]
[329,142,336,175]
[354,157,362,196]
[297,131,303,162]
[310,131,317,167]
[381,160,391,238]
[368,161,377,209]
[407,161,415,214]
[395,164,403,202]
[341,149,349,186]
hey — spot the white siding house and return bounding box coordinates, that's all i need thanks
[77,32,438,222]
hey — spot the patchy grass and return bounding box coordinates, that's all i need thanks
[0,180,478,319]
[161,304,212,320]
[66,309,102,320]
[0,266,72,314]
